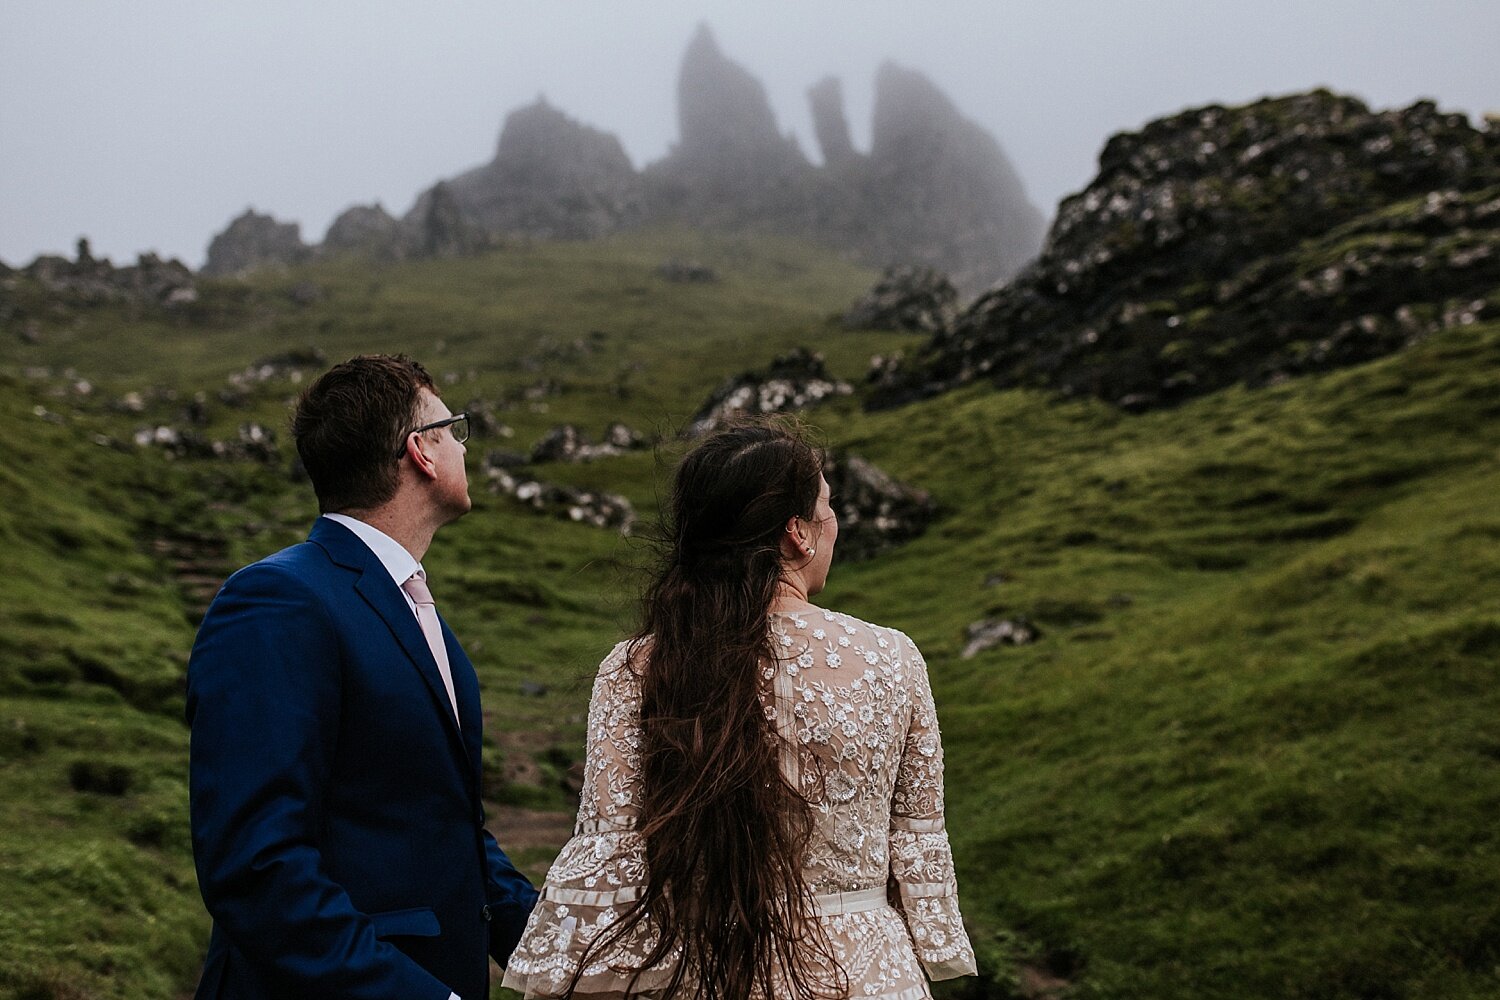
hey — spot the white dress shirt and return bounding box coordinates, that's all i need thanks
[322,513,423,613]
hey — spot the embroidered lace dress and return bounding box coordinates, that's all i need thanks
[502,609,976,999]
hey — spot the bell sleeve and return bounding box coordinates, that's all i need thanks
[501,641,675,998]
[889,633,977,981]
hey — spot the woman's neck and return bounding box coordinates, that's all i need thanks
[767,580,817,614]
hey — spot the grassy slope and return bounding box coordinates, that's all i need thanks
[2,232,1498,998]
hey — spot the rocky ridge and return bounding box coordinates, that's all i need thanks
[868,91,1500,411]
[12,239,197,310]
[203,26,1042,295]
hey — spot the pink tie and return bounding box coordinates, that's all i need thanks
[401,571,461,728]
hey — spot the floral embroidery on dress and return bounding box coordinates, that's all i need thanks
[501,614,976,999]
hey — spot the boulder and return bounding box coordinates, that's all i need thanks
[602,421,645,450]
[843,265,958,333]
[688,348,852,436]
[961,617,1041,658]
[823,453,936,562]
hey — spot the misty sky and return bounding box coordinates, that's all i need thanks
[4,1,1498,268]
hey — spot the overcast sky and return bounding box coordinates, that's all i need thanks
[3,1,1497,268]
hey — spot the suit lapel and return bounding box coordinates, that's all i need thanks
[441,622,485,782]
[310,519,472,766]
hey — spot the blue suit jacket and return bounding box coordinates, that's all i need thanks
[187,518,538,1000]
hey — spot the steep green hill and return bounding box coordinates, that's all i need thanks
[2,231,1498,999]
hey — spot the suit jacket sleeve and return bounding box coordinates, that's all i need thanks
[187,562,453,1000]
[482,829,539,964]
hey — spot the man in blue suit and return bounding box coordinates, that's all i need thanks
[187,354,537,1000]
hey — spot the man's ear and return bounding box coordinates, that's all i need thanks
[405,433,438,480]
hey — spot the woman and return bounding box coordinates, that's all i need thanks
[502,420,974,999]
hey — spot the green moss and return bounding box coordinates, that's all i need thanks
[3,233,1500,997]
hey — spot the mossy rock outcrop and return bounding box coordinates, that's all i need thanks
[870,91,1500,411]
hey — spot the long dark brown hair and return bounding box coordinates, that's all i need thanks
[571,419,844,999]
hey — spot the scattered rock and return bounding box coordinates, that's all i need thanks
[131,421,280,462]
[843,265,958,333]
[483,449,529,470]
[656,260,718,283]
[823,453,936,562]
[522,378,562,402]
[486,467,635,532]
[286,281,324,307]
[602,421,645,450]
[961,617,1041,658]
[462,400,513,441]
[529,424,589,463]
[688,348,853,436]
[529,422,648,463]
[228,347,327,389]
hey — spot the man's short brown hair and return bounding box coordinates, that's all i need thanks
[292,354,437,512]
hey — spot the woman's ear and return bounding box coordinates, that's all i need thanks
[784,517,814,559]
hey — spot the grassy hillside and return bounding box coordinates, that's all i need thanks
[1,232,1497,999]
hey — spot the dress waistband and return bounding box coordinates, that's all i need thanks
[543,882,889,917]
[810,885,888,916]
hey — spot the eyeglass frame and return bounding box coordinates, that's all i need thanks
[395,412,469,459]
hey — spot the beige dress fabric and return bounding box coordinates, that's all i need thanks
[502,608,976,999]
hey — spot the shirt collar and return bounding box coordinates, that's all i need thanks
[321,513,422,592]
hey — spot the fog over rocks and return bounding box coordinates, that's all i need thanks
[652,26,810,197]
[418,98,645,241]
[203,209,310,277]
[18,239,197,308]
[204,25,1044,295]
[808,77,858,168]
[322,203,404,261]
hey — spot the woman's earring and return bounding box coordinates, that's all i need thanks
[806,547,816,558]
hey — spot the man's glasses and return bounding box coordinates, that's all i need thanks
[395,412,469,458]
